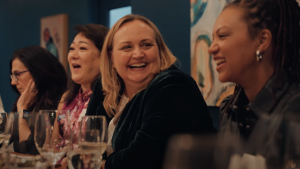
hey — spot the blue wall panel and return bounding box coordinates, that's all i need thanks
[0,0,90,111]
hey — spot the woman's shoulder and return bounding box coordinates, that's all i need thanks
[92,78,103,94]
[219,95,233,113]
[282,81,300,117]
[86,78,105,115]
[57,91,70,111]
[151,65,196,87]
[60,91,70,103]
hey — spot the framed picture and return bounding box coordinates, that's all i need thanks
[40,14,68,71]
[190,0,234,106]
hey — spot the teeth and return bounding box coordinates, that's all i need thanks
[130,63,146,67]
[216,59,226,65]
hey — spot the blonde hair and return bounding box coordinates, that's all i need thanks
[100,14,177,117]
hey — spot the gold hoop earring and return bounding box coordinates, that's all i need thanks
[256,50,263,62]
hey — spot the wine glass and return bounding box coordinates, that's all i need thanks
[67,148,103,169]
[0,112,16,168]
[68,116,107,169]
[0,112,8,145]
[1,112,16,148]
[79,116,107,154]
[34,110,72,169]
[163,133,244,169]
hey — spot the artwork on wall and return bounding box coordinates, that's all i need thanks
[190,0,234,106]
[0,94,4,113]
[40,14,68,71]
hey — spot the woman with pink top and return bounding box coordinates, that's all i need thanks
[52,24,108,156]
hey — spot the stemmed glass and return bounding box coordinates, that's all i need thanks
[34,110,72,169]
[0,112,8,145]
[163,133,244,169]
[0,112,16,167]
[79,116,107,153]
[68,116,107,169]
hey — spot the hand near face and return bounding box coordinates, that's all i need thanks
[17,79,37,112]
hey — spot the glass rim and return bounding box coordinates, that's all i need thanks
[84,115,106,118]
[38,109,70,113]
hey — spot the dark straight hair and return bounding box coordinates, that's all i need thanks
[10,46,68,112]
[64,24,109,105]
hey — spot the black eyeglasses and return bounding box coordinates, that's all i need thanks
[10,70,28,82]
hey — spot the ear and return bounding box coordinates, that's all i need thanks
[256,29,272,53]
[109,50,115,68]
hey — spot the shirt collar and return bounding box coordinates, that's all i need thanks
[232,70,290,117]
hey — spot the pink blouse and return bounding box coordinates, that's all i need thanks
[57,88,92,150]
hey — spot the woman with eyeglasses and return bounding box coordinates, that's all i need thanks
[9,46,67,155]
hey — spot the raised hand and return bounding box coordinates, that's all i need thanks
[17,79,37,112]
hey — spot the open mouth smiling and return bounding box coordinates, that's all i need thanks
[73,64,81,69]
[129,63,147,69]
[215,58,226,66]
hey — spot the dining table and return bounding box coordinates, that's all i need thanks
[9,152,67,169]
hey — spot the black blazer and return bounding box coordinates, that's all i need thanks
[86,65,215,169]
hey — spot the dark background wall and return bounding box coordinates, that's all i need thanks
[0,0,219,129]
[0,0,91,112]
[131,0,191,74]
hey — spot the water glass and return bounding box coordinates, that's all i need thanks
[34,110,72,169]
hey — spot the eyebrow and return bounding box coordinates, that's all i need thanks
[141,39,153,43]
[12,70,24,74]
[212,26,230,38]
[71,41,89,45]
[119,39,153,44]
[119,41,131,44]
[216,26,229,34]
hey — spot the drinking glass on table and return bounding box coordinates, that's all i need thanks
[34,110,72,169]
[68,116,107,169]
[0,112,16,167]
[0,112,7,145]
[0,112,8,146]
[79,116,107,153]
[163,133,244,169]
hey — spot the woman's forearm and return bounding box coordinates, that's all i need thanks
[18,112,31,143]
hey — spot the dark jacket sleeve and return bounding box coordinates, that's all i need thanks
[86,78,110,119]
[105,74,214,169]
[86,78,102,116]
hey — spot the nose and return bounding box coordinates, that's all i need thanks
[208,41,219,56]
[11,78,17,85]
[132,47,145,59]
[68,48,79,61]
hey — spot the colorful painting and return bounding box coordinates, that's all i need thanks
[0,94,4,113]
[41,14,68,71]
[190,0,234,106]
